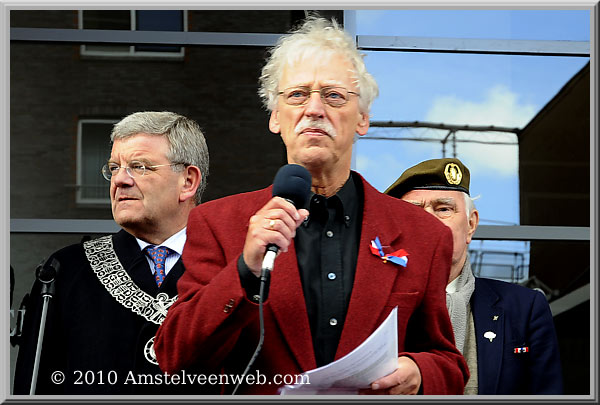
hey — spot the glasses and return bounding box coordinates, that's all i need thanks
[101,160,184,181]
[278,86,360,107]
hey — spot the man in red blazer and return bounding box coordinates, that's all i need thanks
[155,17,469,395]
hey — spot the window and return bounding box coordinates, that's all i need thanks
[350,10,590,283]
[78,10,186,58]
[77,119,115,205]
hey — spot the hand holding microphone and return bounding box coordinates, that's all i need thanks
[242,164,311,277]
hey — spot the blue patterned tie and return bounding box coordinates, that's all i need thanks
[145,246,171,287]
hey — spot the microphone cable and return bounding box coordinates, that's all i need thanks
[231,267,269,395]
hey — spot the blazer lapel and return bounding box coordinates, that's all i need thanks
[472,278,504,394]
[335,179,403,359]
[269,242,317,371]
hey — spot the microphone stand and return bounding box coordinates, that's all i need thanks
[30,258,60,395]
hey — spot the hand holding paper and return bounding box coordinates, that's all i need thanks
[361,356,422,395]
[279,307,400,395]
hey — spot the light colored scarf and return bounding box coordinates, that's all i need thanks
[446,258,476,353]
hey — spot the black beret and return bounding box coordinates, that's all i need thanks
[385,158,470,198]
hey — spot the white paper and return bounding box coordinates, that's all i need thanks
[279,306,398,395]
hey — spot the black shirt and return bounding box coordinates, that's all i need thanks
[239,172,363,367]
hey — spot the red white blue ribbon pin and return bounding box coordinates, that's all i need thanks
[513,346,529,354]
[369,236,408,267]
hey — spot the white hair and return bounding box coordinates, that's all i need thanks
[464,193,477,220]
[258,16,379,115]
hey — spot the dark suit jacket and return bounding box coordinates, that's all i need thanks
[472,277,563,394]
[13,229,214,395]
[156,173,469,394]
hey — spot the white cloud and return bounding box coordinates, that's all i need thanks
[424,84,537,176]
[426,84,536,128]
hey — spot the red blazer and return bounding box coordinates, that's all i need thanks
[156,174,469,394]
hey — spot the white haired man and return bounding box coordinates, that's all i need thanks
[156,17,469,395]
[385,157,563,394]
[14,111,212,394]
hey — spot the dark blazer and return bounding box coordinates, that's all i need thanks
[472,277,563,394]
[13,229,214,395]
[156,173,469,394]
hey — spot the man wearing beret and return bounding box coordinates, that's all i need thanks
[386,158,563,395]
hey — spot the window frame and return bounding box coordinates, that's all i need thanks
[77,10,187,59]
[76,118,117,206]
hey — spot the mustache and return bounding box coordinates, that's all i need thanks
[294,118,337,138]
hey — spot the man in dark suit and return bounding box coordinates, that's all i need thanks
[13,111,211,394]
[155,17,469,395]
[385,157,564,394]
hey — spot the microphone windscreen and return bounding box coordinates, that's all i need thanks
[37,257,60,283]
[272,164,312,208]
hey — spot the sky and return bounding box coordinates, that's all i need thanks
[351,9,590,226]
[350,9,590,279]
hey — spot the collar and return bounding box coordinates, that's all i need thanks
[136,227,187,255]
[446,275,460,294]
[446,254,472,294]
[304,173,358,227]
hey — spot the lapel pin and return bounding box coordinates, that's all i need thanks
[483,331,496,342]
[514,346,529,354]
[493,315,499,321]
[369,236,408,267]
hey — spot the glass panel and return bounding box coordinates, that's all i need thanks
[81,10,131,30]
[469,240,530,282]
[356,9,590,40]
[188,10,297,33]
[9,232,113,389]
[354,10,590,227]
[80,122,113,201]
[11,10,78,29]
[10,40,284,219]
[136,10,183,31]
[134,10,183,53]
[81,11,132,54]
[355,51,590,228]
[83,44,131,53]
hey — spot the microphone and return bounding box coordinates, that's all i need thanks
[233,164,311,395]
[262,164,312,272]
[36,257,60,298]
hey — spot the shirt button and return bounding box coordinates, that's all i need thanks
[344,215,350,222]
[329,318,338,326]
[327,272,336,280]
[326,230,334,238]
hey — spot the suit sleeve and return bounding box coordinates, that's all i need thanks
[400,226,470,394]
[527,290,564,394]
[155,205,260,374]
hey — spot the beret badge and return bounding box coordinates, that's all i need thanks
[444,162,463,186]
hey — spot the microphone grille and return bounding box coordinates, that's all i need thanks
[272,164,312,208]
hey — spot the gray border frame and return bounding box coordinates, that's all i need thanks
[3,2,598,404]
